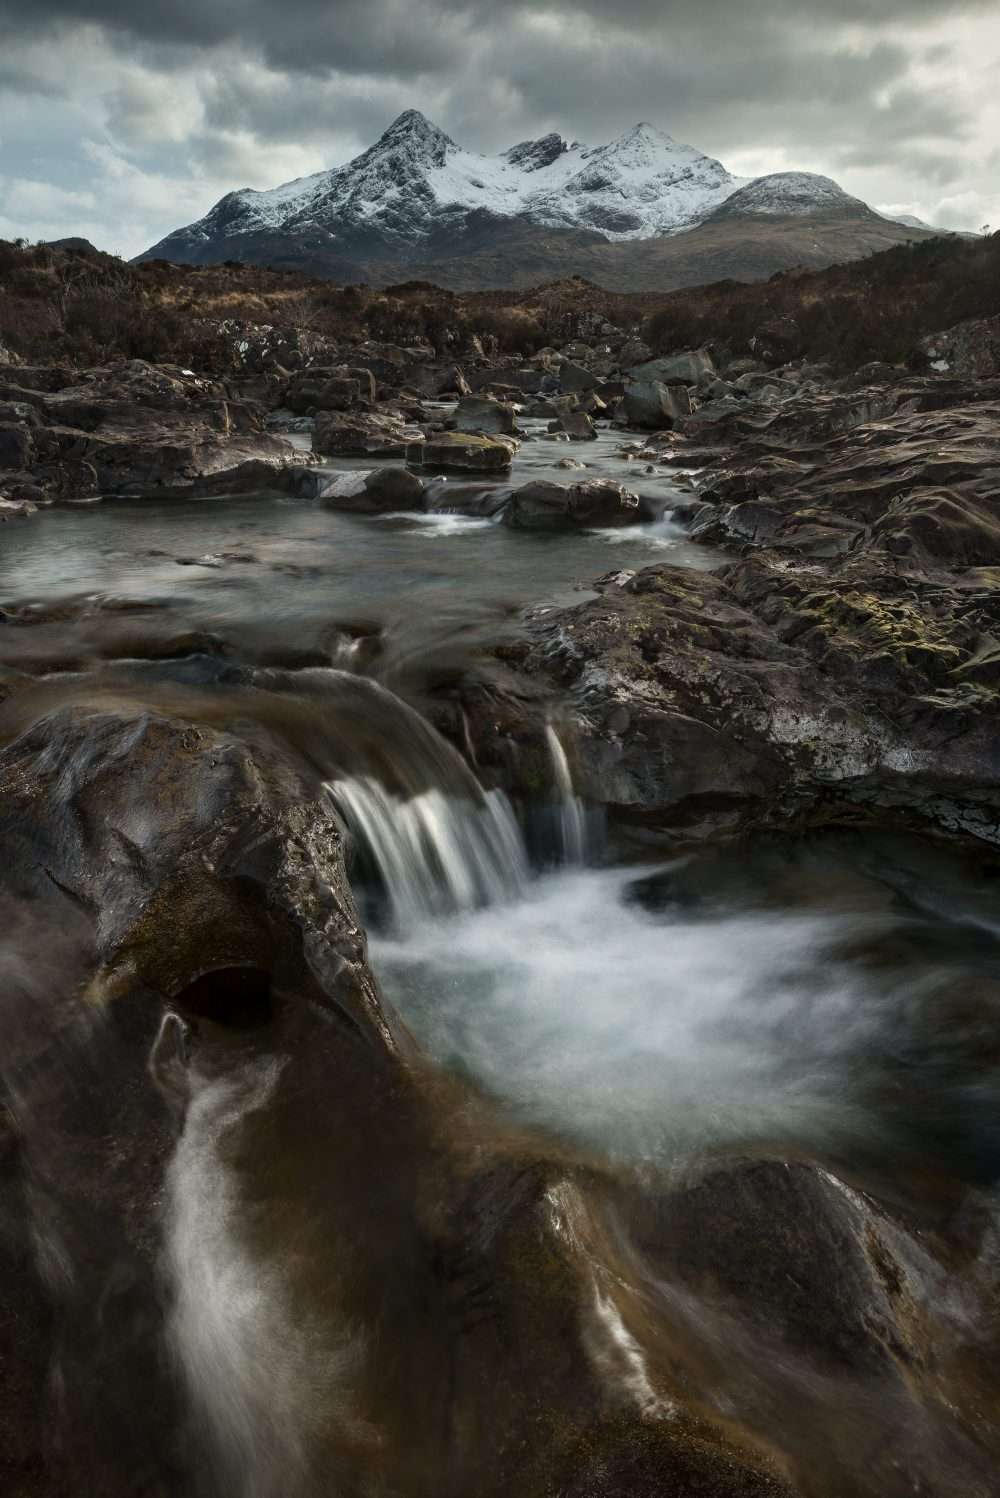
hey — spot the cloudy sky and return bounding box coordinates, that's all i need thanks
[1,0,997,256]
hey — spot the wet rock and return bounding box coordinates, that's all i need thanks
[0,359,298,500]
[319,466,426,513]
[0,698,813,1498]
[622,380,692,430]
[0,425,34,470]
[422,479,513,517]
[285,368,364,413]
[406,431,515,473]
[629,348,716,386]
[548,411,597,441]
[504,478,641,531]
[314,409,424,457]
[0,496,36,519]
[453,395,516,436]
[512,548,1000,847]
[558,361,598,393]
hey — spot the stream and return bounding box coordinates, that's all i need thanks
[2,416,1000,1496]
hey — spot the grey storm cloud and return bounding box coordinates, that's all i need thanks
[0,0,996,253]
[0,0,994,78]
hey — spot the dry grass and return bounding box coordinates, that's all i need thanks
[644,231,1000,370]
[1,232,997,376]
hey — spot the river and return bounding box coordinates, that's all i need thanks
[2,415,999,1496]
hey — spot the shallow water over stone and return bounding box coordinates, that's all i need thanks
[0,438,712,682]
[3,417,1000,1498]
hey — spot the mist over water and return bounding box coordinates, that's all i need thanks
[371,865,901,1164]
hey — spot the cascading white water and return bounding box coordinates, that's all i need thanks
[163,1052,362,1498]
[371,864,905,1166]
[326,776,528,932]
[544,723,588,866]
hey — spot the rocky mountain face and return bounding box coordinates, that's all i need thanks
[138,110,931,290]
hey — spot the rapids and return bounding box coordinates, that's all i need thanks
[3,415,1000,1498]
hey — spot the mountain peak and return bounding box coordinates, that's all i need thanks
[503,133,570,172]
[613,122,675,148]
[137,112,901,281]
[710,171,861,221]
[375,109,455,157]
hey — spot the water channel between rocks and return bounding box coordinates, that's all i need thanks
[3,419,998,1192]
[6,393,1000,1498]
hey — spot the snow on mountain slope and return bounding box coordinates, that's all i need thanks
[709,172,866,219]
[142,110,750,261]
[139,110,887,270]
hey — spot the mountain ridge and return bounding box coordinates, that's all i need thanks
[137,108,937,290]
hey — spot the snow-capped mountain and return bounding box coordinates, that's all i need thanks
[707,172,865,220]
[140,109,747,261]
[137,109,933,288]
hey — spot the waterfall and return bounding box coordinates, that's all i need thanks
[545,723,588,867]
[326,777,528,932]
[164,1057,343,1498]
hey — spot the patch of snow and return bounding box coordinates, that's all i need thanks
[713,172,857,219]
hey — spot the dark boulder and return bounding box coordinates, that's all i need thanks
[629,349,715,386]
[314,410,423,457]
[319,466,426,513]
[622,380,693,430]
[406,432,515,473]
[548,411,597,441]
[453,396,516,436]
[504,478,640,531]
[557,361,598,393]
[0,425,34,470]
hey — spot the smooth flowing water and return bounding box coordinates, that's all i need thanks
[4,418,1000,1497]
[0,422,713,680]
[3,422,999,1185]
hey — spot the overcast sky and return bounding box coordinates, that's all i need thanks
[1,0,997,257]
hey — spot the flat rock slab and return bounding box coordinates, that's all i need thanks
[406,431,516,472]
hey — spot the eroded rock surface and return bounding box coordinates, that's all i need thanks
[459,373,1000,850]
[0,359,300,501]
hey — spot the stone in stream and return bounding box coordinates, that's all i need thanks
[319,466,426,513]
[621,379,692,430]
[423,478,513,517]
[548,411,597,441]
[406,430,515,473]
[628,348,716,386]
[314,409,424,457]
[504,478,641,531]
[284,368,362,413]
[557,360,598,393]
[452,395,517,436]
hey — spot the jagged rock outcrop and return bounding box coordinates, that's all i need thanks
[456,374,1000,850]
[0,359,299,502]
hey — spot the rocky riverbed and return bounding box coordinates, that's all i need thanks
[2,316,1000,1498]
